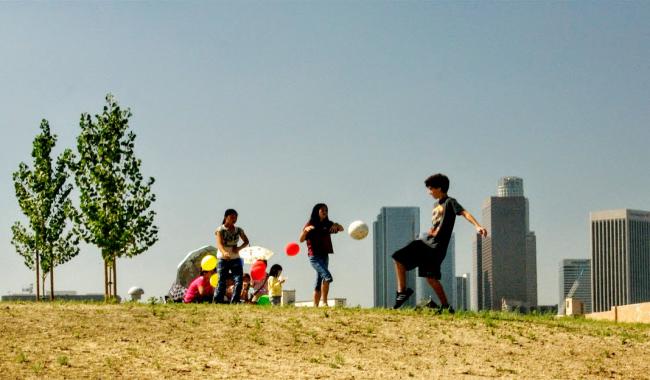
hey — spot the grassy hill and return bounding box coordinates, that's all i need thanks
[1,302,649,379]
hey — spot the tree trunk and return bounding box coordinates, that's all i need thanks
[104,258,109,300]
[49,265,54,301]
[104,256,119,301]
[41,273,46,299]
[112,257,117,301]
[35,252,40,302]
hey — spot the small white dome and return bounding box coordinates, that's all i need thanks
[128,286,144,295]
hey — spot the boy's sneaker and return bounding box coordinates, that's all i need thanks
[393,288,414,309]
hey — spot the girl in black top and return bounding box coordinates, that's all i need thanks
[299,203,343,307]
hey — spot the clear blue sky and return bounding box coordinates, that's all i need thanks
[1,2,648,307]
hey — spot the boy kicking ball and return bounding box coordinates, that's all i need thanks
[392,173,488,312]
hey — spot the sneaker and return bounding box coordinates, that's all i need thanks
[393,288,414,309]
[439,304,455,314]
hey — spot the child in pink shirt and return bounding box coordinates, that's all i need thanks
[183,269,215,303]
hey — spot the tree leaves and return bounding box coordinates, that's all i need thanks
[10,119,80,278]
[74,94,158,261]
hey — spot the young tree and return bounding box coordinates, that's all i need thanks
[74,94,158,300]
[11,120,79,300]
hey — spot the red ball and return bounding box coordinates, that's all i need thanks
[285,242,300,256]
[250,260,267,281]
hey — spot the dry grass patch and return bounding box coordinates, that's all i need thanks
[0,302,649,379]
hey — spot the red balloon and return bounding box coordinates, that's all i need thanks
[251,260,267,281]
[285,242,300,256]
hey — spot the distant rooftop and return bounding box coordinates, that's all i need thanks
[497,176,524,197]
[590,209,650,221]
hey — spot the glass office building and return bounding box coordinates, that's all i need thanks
[373,207,419,308]
[591,209,650,312]
[558,259,592,314]
[455,273,470,311]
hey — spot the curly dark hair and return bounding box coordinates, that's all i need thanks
[424,173,450,193]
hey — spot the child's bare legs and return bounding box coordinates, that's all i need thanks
[426,277,448,306]
[313,281,331,307]
[394,260,407,293]
[309,255,332,307]
[313,289,321,307]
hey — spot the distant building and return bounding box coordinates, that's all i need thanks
[294,298,346,307]
[591,209,650,312]
[456,273,470,311]
[1,291,106,302]
[373,207,420,308]
[558,259,592,315]
[417,234,455,307]
[474,176,538,310]
[471,236,482,311]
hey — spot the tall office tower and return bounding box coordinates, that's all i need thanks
[558,259,592,315]
[455,273,470,311]
[373,207,420,308]
[525,232,538,307]
[473,176,538,310]
[471,236,482,311]
[416,234,455,307]
[591,209,650,313]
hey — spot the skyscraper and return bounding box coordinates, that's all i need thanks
[558,259,592,314]
[373,207,419,308]
[591,209,650,313]
[456,273,470,311]
[416,234,455,307]
[473,176,538,311]
[471,236,482,311]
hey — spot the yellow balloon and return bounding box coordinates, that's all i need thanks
[201,255,217,271]
[210,273,219,288]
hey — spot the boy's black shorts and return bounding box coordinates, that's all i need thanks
[391,240,445,280]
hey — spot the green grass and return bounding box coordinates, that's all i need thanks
[56,355,70,366]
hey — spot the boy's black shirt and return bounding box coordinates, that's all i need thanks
[421,196,464,255]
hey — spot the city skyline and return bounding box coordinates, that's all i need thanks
[1,3,648,306]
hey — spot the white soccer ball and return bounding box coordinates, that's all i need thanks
[347,220,369,240]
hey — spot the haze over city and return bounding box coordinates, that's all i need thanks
[1,2,649,307]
